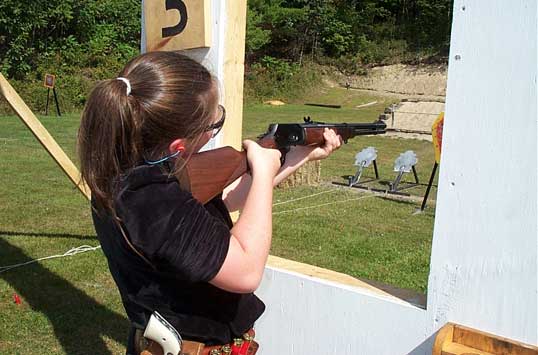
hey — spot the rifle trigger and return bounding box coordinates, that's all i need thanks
[279,146,290,166]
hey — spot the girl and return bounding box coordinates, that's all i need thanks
[78,51,341,355]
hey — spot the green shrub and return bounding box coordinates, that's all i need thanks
[244,57,321,103]
[0,0,140,113]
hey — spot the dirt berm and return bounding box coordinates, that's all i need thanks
[336,64,448,140]
[337,63,447,101]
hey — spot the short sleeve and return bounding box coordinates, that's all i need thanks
[117,179,230,283]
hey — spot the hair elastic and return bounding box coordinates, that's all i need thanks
[145,150,181,165]
[117,77,132,96]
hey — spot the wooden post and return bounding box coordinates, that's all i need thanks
[221,0,247,150]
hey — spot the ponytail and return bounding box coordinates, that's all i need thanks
[78,79,141,211]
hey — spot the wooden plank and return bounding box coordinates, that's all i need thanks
[144,0,211,52]
[434,323,538,355]
[221,0,247,150]
[441,342,495,355]
[267,255,426,306]
[0,73,90,200]
[453,324,538,355]
[433,323,455,355]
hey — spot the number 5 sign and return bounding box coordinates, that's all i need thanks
[144,0,211,52]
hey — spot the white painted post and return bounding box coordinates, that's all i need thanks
[427,0,538,345]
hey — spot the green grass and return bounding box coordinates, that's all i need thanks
[1,114,128,354]
[0,88,437,354]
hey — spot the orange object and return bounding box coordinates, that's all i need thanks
[432,112,444,164]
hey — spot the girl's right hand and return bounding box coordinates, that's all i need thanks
[242,139,281,179]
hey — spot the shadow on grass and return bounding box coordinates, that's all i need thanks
[0,230,96,240]
[0,238,129,355]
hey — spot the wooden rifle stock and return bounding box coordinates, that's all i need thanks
[177,147,248,204]
[176,138,281,204]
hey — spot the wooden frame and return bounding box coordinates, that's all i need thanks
[43,74,55,89]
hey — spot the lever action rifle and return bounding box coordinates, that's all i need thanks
[176,117,387,204]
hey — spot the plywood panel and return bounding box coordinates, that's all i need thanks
[427,0,538,345]
[256,267,430,355]
[144,0,210,51]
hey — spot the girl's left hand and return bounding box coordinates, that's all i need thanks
[289,128,343,162]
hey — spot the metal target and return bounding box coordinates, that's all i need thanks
[349,147,378,186]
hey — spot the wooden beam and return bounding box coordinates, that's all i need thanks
[441,342,495,355]
[221,0,247,150]
[433,323,538,355]
[267,255,426,306]
[0,73,90,200]
[433,323,454,355]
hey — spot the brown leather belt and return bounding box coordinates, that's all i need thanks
[135,328,259,355]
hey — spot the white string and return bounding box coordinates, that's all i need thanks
[273,189,334,206]
[0,245,101,274]
[273,182,425,215]
[273,194,375,215]
[117,77,132,95]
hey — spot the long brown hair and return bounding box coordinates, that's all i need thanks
[78,51,217,212]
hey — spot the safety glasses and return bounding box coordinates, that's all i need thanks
[206,104,226,138]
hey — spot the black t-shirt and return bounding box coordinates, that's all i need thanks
[92,164,265,345]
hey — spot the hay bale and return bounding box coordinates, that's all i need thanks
[278,160,321,188]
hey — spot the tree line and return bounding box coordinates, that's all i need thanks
[247,0,452,68]
[0,0,453,110]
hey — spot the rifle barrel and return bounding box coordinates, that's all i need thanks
[303,121,386,133]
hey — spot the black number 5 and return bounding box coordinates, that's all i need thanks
[162,0,188,38]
